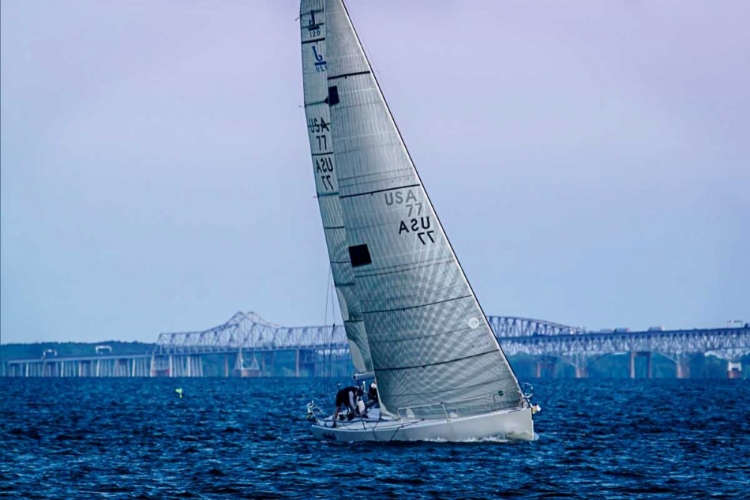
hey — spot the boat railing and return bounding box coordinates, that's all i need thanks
[396,393,521,421]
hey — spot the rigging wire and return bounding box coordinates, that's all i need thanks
[320,266,333,395]
[326,274,337,401]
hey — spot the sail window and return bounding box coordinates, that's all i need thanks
[328,86,340,105]
[348,244,372,267]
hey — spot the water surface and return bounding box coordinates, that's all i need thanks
[1,378,748,498]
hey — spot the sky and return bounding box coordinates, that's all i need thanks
[1,0,748,344]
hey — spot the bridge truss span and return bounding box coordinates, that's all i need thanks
[500,327,750,357]
[487,316,585,337]
[154,311,349,356]
[155,312,749,361]
[154,313,591,355]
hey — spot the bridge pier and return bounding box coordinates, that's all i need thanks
[114,359,126,377]
[150,355,170,377]
[260,352,274,377]
[185,356,195,377]
[630,351,652,379]
[167,355,203,377]
[295,349,317,377]
[727,361,742,379]
[192,355,203,377]
[240,355,261,377]
[675,353,691,379]
[240,368,261,377]
[573,354,589,378]
[535,357,557,378]
[237,351,261,377]
[139,357,149,376]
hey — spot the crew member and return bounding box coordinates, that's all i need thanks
[366,381,379,409]
[333,386,363,427]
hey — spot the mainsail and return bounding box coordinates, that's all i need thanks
[300,0,373,373]
[325,0,523,416]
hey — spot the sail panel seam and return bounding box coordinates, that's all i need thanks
[355,257,453,278]
[328,70,371,81]
[386,376,519,399]
[340,183,420,199]
[369,325,473,344]
[363,295,471,315]
[375,349,497,372]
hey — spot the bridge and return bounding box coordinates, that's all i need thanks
[4,312,749,378]
[4,353,151,378]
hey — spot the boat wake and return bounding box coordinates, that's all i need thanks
[423,433,539,444]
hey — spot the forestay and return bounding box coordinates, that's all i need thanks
[300,0,373,373]
[325,0,523,417]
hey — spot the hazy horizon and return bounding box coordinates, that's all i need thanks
[2,0,749,344]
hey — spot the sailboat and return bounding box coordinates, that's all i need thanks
[300,0,537,442]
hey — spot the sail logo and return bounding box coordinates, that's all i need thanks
[384,189,417,206]
[388,189,436,245]
[398,216,435,245]
[385,189,424,218]
[308,10,320,31]
[307,117,330,134]
[312,45,326,72]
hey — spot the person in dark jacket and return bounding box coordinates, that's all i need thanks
[333,386,363,427]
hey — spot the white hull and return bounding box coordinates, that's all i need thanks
[311,407,534,443]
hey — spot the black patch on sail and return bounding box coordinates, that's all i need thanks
[327,86,340,106]
[348,244,372,268]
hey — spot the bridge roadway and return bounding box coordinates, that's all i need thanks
[4,312,749,378]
